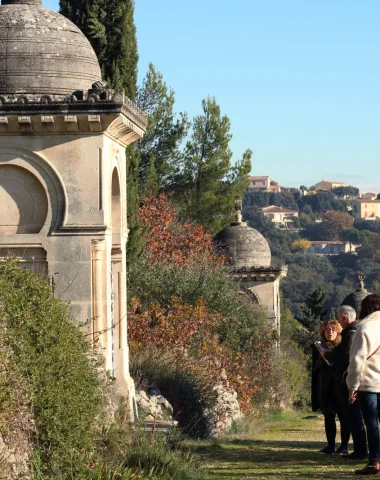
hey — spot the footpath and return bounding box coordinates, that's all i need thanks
[188,411,370,479]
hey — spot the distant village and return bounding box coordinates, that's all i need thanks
[247,175,379,256]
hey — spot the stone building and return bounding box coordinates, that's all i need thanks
[315,180,348,191]
[214,202,287,334]
[0,0,147,405]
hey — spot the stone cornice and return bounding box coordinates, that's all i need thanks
[229,265,288,282]
[0,89,147,146]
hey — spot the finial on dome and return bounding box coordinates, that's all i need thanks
[235,198,243,223]
[2,0,42,5]
[357,273,366,291]
[232,198,247,226]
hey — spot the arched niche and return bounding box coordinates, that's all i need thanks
[238,287,261,304]
[0,165,48,234]
[0,147,67,233]
[111,167,121,247]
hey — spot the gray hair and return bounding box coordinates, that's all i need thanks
[337,305,356,322]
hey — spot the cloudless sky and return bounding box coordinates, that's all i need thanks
[45,0,380,192]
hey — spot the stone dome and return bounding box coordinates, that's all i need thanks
[341,274,371,316]
[0,0,102,95]
[214,222,271,268]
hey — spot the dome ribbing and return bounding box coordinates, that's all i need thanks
[3,1,41,5]
[213,200,272,268]
[0,1,101,95]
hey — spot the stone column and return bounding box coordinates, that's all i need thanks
[92,240,106,348]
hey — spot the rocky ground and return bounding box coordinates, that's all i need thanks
[187,411,370,479]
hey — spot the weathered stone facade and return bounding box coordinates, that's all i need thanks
[214,202,287,333]
[0,0,147,410]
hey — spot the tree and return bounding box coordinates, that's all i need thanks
[332,186,359,198]
[299,288,328,331]
[340,228,362,251]
[299,191,346,213]
[302,222,325,241]
[291,238,312,253]
[355,218,380,233]
[243,190,298,210]
[136,63,189,195]
[59,0,142,264]
[320,211,354,240]
[177,97,251,232]
[139,194,221,265]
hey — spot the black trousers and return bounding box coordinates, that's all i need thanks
[340,391,368,456]
[324,402,350,449]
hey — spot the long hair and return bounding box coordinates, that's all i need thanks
[359,294,380,320]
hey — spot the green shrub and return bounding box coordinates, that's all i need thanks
[0,261,105,478]
[120,437,207,480]
[129,257,264,318]
[90,418,207,479]
[250,302,309,411]
[128,256,268,353]
[91,463,171,479]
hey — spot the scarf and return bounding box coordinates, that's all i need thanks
[320,334,342,351]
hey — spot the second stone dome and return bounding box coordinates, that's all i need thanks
[214,223,272,268]
[0,0,102,95]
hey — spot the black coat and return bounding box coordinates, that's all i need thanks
[311,345,338,414]
[324,322,358,399]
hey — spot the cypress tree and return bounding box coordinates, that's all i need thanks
[59,0,143,263]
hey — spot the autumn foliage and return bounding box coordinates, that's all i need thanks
[321,210,354,240]
[129,193,273,421]
[139,194,223,265]
[128,297,271,414]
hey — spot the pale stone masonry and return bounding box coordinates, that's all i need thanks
[0,0,147,411]
[214,201,287,334]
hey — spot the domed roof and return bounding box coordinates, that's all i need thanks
[0,0,102,95]
[213,201,271,268]
[341,273,371,316]
[214,223,271,268]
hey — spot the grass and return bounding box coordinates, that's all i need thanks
[186,411,370,479]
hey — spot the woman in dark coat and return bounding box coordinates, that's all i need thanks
[312,319,350,454]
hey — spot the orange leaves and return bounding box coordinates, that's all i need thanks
[132,193,272,415]
[128,296,271,414]
[139,194,223,265]
[128,297,217,352]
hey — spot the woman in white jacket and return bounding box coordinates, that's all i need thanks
[347,294,380,475]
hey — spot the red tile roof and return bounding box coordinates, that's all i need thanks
[322,180,348,185]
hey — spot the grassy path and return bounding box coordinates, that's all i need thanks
[187,412,370,479]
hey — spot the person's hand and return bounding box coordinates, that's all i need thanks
[349,390,358,404]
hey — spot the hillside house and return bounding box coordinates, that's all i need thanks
[315,180,348,191]
[262,205,299,227]
[248,176,281,193]
[361,193,378,200]
[306,241,357,255]
[353,199,380,219]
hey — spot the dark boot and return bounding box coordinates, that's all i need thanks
[355,460,380,475]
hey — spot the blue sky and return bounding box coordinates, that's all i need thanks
[46,0,380,192]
